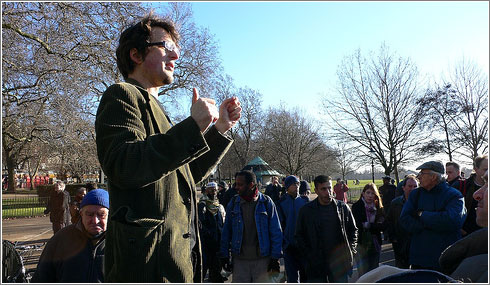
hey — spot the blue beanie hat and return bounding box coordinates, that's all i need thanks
[284,175,300,189]
[80,189,109,209]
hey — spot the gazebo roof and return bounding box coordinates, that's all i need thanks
[242,157,281,176]
[246,156,269,166]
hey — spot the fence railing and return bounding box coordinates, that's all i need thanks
[2,196,50,218]
[2,196,76,219]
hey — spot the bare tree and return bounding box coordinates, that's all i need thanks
[2,3,224,190]
[156,2,224,116]
[258,106,331,177]
[416,83,461,161]
[322,44,426,182]
[334,142,357,181]
[448,59,488,160]
[2,2,146,191]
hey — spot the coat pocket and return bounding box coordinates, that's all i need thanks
[108,206,164,282]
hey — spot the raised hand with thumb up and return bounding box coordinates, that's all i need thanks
[190,88,219,133]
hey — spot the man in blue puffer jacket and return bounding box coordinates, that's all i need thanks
[400,161,466,271]
[219,170,283,282]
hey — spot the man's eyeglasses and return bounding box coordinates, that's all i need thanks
[417,172,433,177]
[146,41,179,54]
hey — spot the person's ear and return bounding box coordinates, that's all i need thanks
[130,48,143,65]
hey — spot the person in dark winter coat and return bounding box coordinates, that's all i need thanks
[446,161,463,187]
[221,182,237,209]
[351,182,386,277]
[386,174,418,269]
[276,175,308,283]
[452,154,487,237]
[298,180,311,202]
[70,187,87,224]
[32,189,109,283]
[399,160,466,271]
[439,169,488,283]
[217,181,228,206]
[295,175,357,283]
[379,176,396,214]
[198,181,226,282]
[265,176,282,204]
[44,181,71,234]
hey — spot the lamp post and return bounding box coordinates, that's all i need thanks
[369,148,376,183]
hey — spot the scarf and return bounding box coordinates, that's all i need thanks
[362,197,381,253]
[362,197,377,223]
[199,194,220,215]
[240,185,259,202]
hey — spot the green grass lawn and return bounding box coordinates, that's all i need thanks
[2,195,47,218]
[307,179,385,203]
[2,207,46,218]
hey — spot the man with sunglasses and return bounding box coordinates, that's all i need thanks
[95,13,241,283]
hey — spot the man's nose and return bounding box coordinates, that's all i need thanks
[90,215,100,224]
[473,188,483,201]
[169,49,179,60]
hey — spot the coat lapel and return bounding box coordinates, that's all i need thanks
[146,95,195,189]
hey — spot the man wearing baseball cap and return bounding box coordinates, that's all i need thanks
[33,189,109,282]
[399,161,466,271]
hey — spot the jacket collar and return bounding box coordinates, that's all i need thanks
[125,78,146,91]
[421,180,448,193]
[308,197,338,208]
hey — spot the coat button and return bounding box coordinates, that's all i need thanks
[183,233,191,239]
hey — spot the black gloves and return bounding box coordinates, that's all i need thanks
[267,258,280,272]
[220,257,233,272]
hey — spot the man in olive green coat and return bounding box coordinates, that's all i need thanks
[95,14,241,283]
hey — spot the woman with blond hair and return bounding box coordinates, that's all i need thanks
[352,183,387,277]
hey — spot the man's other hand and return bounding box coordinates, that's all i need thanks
[215,96,242,134]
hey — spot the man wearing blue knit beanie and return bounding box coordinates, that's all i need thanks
[33,189,109,283]
[277,175,308,282]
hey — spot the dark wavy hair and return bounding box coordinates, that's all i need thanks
[116,12,180,80]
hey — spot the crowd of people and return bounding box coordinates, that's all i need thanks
[31,154,488,283]
[28,12,488,283]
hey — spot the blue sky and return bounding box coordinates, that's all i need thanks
[183,1,488,113]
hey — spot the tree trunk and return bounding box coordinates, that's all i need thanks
[6,155,17,193]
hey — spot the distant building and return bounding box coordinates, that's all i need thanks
[241,157,282,187]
